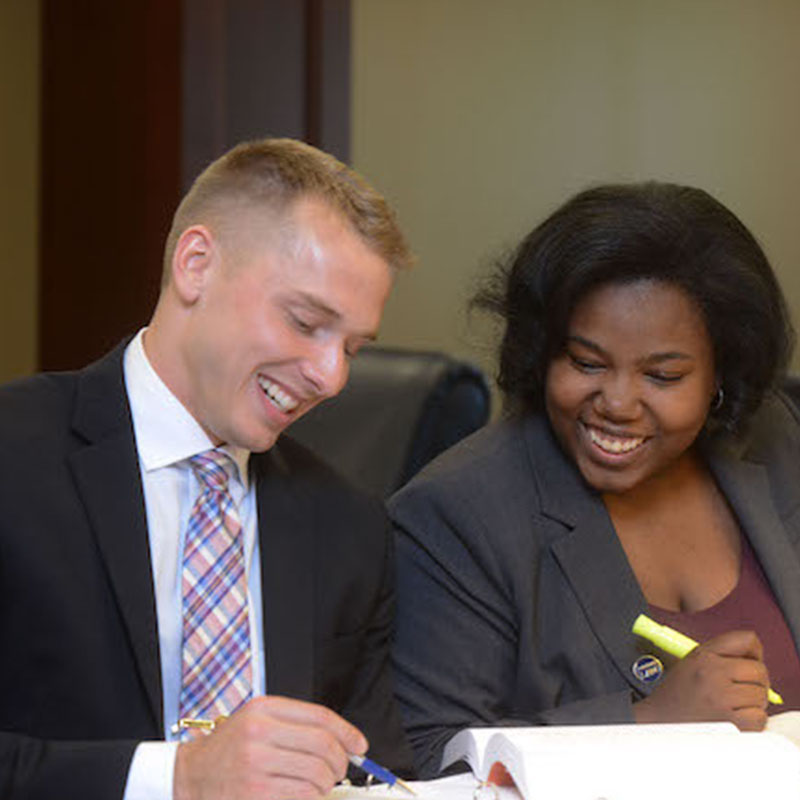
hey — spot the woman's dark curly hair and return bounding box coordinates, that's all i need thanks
[474,181,794,433]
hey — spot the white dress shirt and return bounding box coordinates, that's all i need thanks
[121,329,266,800]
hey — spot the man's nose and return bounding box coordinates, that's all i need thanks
[301,342,349,398]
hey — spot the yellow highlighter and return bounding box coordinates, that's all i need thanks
[632,613,784,705]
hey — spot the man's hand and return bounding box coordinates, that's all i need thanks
[633,629,770,731]
[173,695,368,800]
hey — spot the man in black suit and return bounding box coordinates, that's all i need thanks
[0,139,413,799]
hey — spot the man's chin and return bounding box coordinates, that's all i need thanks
[233,404,314,451]
[221,422,283,453]
[248,430,282,453]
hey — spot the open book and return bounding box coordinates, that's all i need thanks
[768,710,800,749]
[442,722,800,800]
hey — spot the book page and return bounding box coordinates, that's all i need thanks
[490,727,799,800]
[442,722,735,777]
[767,710,800,750]
[329,773,521,800]
[442,727,509,777]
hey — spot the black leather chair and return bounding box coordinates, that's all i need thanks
[782,375,800,411]
[288,347,492,497]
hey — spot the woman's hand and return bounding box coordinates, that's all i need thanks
[633,630,770,731]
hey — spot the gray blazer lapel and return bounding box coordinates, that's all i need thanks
[526,419,649,696]
[709,443,800,651]
[549,514,649,694]
[253,448,314,700]
[69,346,162,729]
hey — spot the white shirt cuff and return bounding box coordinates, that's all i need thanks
[123,741,179,800]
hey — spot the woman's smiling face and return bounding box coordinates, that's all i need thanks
[544,279,717,494]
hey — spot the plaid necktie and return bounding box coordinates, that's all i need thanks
[178,449,252,732]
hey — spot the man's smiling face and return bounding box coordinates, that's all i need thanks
[174,196,394,451]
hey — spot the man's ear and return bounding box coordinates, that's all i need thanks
[171,225,217,304]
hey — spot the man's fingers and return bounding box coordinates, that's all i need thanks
[248,695,367,754]
[259,745,345,794]
[258,717,351,779]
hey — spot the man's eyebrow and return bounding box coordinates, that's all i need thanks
[292,291,379,341]
[292,291,340,319]
[566,335,694,362]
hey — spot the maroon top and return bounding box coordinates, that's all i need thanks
[649,535,800,712]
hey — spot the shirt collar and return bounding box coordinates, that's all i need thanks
[123,328,250,489]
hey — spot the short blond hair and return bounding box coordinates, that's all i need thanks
[162,138,413,284]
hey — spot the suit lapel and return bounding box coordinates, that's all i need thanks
[525,418,650,695]
[708,440,800,651]
[548,513,649,693]
[68,345,163,729]
[253,447,315,700]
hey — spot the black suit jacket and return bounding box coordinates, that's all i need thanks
[0,344,411,799]
[390,393,800,776]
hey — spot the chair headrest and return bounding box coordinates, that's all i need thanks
[288,347,491,496]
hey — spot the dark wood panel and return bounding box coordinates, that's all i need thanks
[182,0,351,189]
[306,0,350,162]
[40,0,182,370]
[181,0,228,189]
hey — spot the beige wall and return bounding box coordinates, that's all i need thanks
[352,0,800,387]
[3,2,800,384]
[0,0,39,381]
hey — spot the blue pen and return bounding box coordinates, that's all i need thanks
[349,754,416,795]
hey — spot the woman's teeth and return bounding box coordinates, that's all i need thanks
[588,427,644,454]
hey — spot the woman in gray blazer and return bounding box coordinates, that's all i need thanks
[390,182,800,777]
